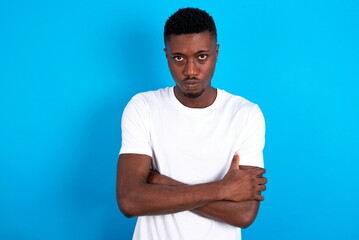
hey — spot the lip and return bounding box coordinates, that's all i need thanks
[183,80,199,89]
[184,79,199,85]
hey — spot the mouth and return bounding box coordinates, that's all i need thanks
[183,79,199,89]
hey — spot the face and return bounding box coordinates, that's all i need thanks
[165,31,219,107]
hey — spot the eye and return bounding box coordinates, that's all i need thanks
[173,56,184,62]
[198,54,208,61]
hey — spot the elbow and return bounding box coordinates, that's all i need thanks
[236,214,256,229]
[229,212,256,228]
[232,202,259,228]
[116,192,137,218]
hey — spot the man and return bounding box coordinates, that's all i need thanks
[116,7,267,240]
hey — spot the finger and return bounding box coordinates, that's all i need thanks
[256,177,267,185]
[230,153,240,169]
[254,193,264,201]
[256,184,266,192]
[243,167,265,174]
[252,168,266,176]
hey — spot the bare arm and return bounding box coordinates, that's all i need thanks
[116,153,221,217]
[195,164,265,228]
[148,154,267,228]
[116,153,265,219]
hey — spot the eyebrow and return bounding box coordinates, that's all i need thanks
[171,50,210,55]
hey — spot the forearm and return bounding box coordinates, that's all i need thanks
[193,200,260,228]
[148,170,260,228]
[118,154,228,217]
[117,154,266,221]
[118,175,223,218]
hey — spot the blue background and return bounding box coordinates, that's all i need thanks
[1,0,358,239]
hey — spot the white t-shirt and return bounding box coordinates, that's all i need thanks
[120,87,265,240]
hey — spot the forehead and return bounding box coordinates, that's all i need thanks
[165,31,216,53]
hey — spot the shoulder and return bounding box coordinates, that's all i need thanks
[125,87,172,110]
[218,89,262,116]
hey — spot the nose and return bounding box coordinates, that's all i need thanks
[184,59,199,77]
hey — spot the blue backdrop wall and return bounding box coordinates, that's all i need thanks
[1,0,358,239]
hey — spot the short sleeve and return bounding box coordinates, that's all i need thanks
[119,95,153,157]
[237,105,265,168]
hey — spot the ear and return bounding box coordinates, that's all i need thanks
[215,44,220,59]
[164,48,168,59]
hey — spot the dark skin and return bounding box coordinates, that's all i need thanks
[116,31,267,228]
[147,154,266,228]
[117,153,266,227]
[165,31,218,108]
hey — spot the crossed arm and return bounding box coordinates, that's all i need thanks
[116,153,267,228]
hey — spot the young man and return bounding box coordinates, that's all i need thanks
[116,7,267,240]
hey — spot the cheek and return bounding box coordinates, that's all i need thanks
[202,63,216,77]
[168,64,183,79]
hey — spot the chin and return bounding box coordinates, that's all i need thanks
[183,89,205,99]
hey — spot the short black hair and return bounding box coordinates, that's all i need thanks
[164,7,217,42]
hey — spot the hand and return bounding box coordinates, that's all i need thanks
[219,153,267,202]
